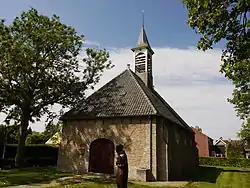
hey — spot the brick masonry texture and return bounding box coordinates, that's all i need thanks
[57,116,198,181]
[192,127,213,157]
[57,117,151,179]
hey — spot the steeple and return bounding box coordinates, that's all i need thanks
[131,13,154,89]
[133,26,154,55]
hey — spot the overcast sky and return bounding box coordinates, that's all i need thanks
[0,0,243,140]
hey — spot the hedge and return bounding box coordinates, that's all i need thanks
[0,144,58,168]
[199,157,250,168]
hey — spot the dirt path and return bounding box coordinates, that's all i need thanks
[9,175,188,188]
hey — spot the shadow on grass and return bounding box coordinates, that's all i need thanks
[195,166,223,183]
[0,167,70,187]
[223,169,250,173]
[193,166,250,184]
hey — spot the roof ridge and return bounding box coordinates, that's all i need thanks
[127,70,158,114]
[126,73,192,131]
[128,71,190,130]
[152,89,192,131]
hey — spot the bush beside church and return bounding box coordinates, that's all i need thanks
[0,144,58,169]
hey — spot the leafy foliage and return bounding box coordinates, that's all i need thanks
[199,157,250,168]
[226,140,245,158]
[0,8,112,167]
[0,124,32,145]
[25,123,62,145]
[238,118,250,142]
[182,0,250,121]
[44,122,61,139]
[25,132,48,145]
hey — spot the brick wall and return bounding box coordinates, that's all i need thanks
[57,116,152,179]
[192,127,211,157]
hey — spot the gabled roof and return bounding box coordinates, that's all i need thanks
[131,26,154,54]
[214,138,227,146]
[191,127,213,141]
[61,69,192,132]
[45,132,62,145]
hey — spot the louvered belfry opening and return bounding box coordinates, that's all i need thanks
[131,24,154,89]
[135,52,146,73]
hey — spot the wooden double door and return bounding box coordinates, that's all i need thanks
[89,138,114,174]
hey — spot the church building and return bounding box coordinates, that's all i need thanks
[57,23,198,181]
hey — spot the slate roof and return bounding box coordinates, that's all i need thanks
[61,69,192,131]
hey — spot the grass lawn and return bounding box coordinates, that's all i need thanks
[1,166,250,187]
[0,167,70,187]
[186,166,250,188]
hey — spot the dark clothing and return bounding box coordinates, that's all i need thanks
[116,151,128,188]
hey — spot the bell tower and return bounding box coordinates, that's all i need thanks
[131,13,154,89]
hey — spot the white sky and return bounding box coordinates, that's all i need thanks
[0,46,243,140]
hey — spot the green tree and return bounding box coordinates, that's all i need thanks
[0,8,112,167]
[44,122,62,139]
[182,0,250,122]
[226,140,245,158]
[0,124,32,144]
[25,122,62,145]
[25,132,48,144]
[238,118,250,143]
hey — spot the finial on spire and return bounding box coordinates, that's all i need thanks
[142,10,144,27]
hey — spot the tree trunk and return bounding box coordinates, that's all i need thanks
[15,113,29,168]
[1,124,7,160]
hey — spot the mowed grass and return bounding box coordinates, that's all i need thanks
[0,166,250,187]
[186,166,250,188]
[0,167,70,187]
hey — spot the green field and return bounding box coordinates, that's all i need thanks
[186,166,250,188]
[0,166,250,187]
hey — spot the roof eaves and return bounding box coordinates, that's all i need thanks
[214,138,227,146]
[152,90,193,132]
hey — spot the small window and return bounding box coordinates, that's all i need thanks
[175,132,179,144]
[184,138,187,146]
[163,125,168,143]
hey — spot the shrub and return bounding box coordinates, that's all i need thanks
[200,157,250,168]
[0,144,58,168]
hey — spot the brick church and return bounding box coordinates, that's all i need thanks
[57,23,198,181]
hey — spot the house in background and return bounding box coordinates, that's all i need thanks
[45,132,62,146]
[192,126,213,157]
[213,137,227,157]
[213,138,247,158]
[57,23,198,181]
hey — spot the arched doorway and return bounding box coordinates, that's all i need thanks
[89,138,114,174]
